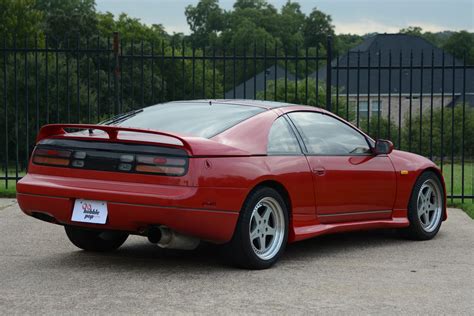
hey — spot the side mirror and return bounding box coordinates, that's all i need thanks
[374,139,394,155]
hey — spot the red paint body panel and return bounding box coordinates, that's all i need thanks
[305,155,396,216]
[17,193,238,242]
[212,110,278,155]
[389,150,447,220]
[17,102,447,246]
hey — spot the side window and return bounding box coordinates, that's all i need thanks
[288,112,371,155]
[267,117,301,155]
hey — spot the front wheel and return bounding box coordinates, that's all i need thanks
[64,226,129,252]
[226,187,288,269]
[402,171,444,240]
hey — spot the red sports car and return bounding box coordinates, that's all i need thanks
[17,100,446,269]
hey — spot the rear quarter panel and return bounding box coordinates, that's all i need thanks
[194,156,316,240]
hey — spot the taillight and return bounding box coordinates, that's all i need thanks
[33,148,71,166]
[31,140,189,176]
[135,155,187,176]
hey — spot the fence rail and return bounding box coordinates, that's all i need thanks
[1,33,473,201]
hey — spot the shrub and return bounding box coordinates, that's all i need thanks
[402,105,474,159]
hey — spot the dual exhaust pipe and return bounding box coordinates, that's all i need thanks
[147,225,200,250]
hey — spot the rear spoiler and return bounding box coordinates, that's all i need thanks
[36,124,251,157]
[37,124,192,152]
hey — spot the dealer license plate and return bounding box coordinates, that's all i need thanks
[72,199,108,224]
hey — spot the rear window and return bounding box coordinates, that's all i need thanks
[110,102,265,138]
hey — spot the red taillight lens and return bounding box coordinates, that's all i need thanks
[34,148,71,158]
[136,155,186,166]
[135,155,187,176]
[31,143,187,176]
[33,148,71,166]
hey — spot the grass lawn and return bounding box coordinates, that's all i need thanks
[450,201,474,219]
[441,162,474,219]
[0,181,17,198]
[0,164,472,218]
[441,162,473,201]
[0,170,26,198]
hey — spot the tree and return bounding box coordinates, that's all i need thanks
[278,1,305,49]
[334,34,364,55]
[97,12,167,42]
[399,26,474,64]
[35,0,98,40]
[303,7,334,50]
[443,31,474,64]
[0,0,43,41]
[399,26,444,46]
[402,106,474,158]
[185,0,224,47]
[399,26,423,36]
[233,0,268,10]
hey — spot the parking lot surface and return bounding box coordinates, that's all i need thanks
[0,200,473,315]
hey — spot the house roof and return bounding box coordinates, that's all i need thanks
[224,65,294,99]
[225,34,474,103]
[319,34,474,96]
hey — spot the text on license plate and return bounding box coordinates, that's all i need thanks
[72,199,108,224]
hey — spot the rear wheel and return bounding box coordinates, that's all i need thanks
[64,226,129,252]
[402,171,444,240]
[226,187,288,269]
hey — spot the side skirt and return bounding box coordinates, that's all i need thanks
[290,216,409,242]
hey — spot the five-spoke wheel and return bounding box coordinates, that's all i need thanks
[417,179,442,233]
[249,197,285,261]
[226,187,288,269]
[403,171,444,240]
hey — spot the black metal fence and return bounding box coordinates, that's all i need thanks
[1,33,473,201]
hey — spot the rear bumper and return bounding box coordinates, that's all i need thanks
[17,174,245,243]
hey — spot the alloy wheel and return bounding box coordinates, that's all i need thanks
[417,179,442,233]
[249,197,285,260]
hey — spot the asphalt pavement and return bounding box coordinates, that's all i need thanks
[0,199,473,315]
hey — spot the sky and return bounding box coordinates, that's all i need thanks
[95,0,474,35]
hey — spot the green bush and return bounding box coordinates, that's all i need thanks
[402,105,474,158]
[359,116,400,146]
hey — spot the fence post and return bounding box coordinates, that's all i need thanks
[113,32,120,115]
[326,36,333,112]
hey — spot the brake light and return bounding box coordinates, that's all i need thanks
[31,140,189,176]
[34,148,71,158]
[135,155,187,176]
[33,148,71,166]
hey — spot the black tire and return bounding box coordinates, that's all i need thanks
[226,187,289,269]
[64,226,129,252]
[402,171,444,240]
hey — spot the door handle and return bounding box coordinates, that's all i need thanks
[312,167,326,176]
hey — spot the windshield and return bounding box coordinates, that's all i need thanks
[110,102,265,138]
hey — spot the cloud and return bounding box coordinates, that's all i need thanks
[164,24,191,34]
[334,19,400,35]
[334,19,474,35]
[404,22,473,33]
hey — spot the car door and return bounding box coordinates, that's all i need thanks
[287,111,396,223]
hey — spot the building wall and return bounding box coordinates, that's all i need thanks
[344,95,455,127]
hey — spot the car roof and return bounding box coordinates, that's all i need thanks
[168,99,317,110]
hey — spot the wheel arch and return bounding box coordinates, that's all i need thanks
[247,180,293,220]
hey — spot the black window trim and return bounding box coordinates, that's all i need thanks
[286,110,375,157]
[266,115,304,156]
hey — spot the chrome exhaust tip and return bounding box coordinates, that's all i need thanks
[147,225,199,250]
